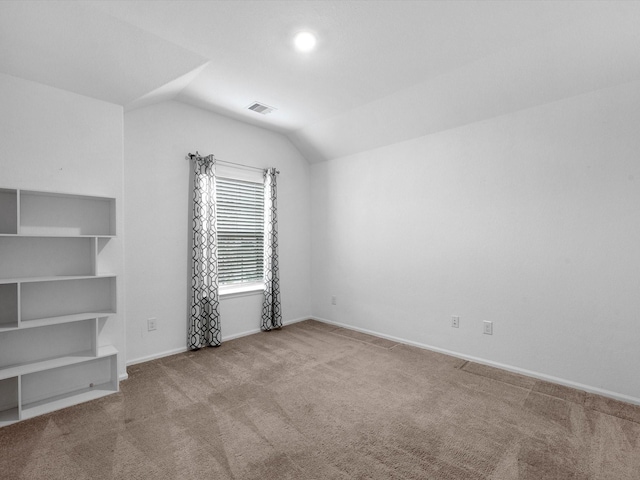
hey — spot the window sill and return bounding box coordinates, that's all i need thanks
[219,282,264,299]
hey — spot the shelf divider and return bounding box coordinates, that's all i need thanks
[0,312,113,332]
[0,346,118,381]
[0,273,117,285]
[21,381,117,420]
[0,407,19,427]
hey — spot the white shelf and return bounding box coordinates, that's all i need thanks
[0,274,116,285]
[20,312,114,329]
[0,376,19,427]
[22,381,117,420]
[0,283,18,328]
[0,187,119,426]
[0,234,115,239]
[0,312,114,333]
[0,407,19,427]
[0,189,116,236]
[20,190,116,237]
[0,346,117,381]
[0,189,17,235]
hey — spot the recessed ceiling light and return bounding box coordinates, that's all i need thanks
[294,31,317,52]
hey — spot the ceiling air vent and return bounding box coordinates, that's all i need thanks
[247,102,277,115]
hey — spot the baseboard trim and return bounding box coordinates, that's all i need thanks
[310,316,640,406]
[125,316,310,368]
[283,316,310,327]
[219,316,309,342]
[126,346,189,367]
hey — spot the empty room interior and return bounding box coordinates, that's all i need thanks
[1,1,640,478]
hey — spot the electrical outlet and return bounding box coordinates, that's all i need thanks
[147,318,157,331]
[451,316,460,328]
[483,321,493,335]
[331,295,337,305]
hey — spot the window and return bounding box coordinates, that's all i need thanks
[216,175,264,290]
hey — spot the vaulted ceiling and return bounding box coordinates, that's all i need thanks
[2,1,640,162]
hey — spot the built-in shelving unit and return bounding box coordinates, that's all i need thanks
[0,188,118,427]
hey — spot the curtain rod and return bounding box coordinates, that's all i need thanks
[186,152,280,174]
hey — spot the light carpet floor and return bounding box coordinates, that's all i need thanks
[1,319,640,479]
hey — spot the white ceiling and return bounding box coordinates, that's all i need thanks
[2,1,640,162]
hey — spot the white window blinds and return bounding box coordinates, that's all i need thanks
[216,175,264,285]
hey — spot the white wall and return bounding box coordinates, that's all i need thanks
[0,73,126,378]
[311,80,640,402]
[125,101,311,364]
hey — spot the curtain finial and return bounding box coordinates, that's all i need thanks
[186,151,216,162]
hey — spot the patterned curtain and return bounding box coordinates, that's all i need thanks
[188,154,221,349]
[261,167,282,330]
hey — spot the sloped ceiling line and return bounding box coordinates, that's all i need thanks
[2,1,640,163]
